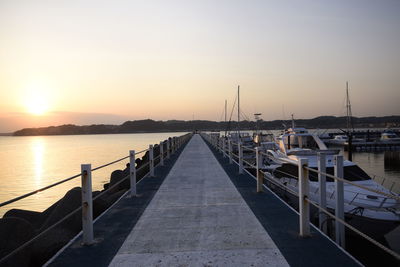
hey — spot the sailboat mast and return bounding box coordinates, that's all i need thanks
[237,85,240,136]
[346,81,353,132]
[224,99,227,136]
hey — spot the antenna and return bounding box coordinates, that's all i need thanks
[237,85,240,137]
[254,113,262,133]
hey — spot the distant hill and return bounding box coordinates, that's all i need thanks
[13,116,400,136]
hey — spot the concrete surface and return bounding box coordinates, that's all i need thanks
[109,134,289,267]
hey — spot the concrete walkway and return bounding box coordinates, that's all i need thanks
[109,134,289,266]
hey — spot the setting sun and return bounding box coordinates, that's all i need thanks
[26,95,48,115]
[23,85,51,116]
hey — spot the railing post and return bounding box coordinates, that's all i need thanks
[298,158,310,237]
[256,147,263,192]
[238,141,243,174]
[129,150,137,197]
[222,138,226,157]
[318,152,327,233]
[334,155,345,248]
[149,144,154,177]
[81,164,94,245]
[228,140,233,164]
[160,141,164,166]
[167,139,170,159]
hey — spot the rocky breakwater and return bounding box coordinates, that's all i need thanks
[0,141,166,267]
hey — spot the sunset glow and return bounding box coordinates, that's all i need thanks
[0,0,399,132]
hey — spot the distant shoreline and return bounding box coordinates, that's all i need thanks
[11,116,400,136]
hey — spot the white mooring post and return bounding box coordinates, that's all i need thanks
[160,141,164,166]
[167,139,170,159]
[334,155,345,248]
[228,140,233,164]
[222,139,226,157]
[318,152,327,233]
[238,141,243,174]
[129,150,137,197]
[149,144,154,177]
[298,158,310,237]
[81,164,94,245]
[256,147,263,193]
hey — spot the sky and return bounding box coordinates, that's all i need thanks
[0,0,399,132]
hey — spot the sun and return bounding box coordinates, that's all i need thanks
[25,91,50,116]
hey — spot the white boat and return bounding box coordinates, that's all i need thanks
[260,127,400,239]
[380,130,400,143]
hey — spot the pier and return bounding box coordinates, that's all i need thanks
[45,134,358,266]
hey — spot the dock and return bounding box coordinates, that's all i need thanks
[47,134,359,267]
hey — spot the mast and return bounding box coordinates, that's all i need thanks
[291,114,295,128]
[224,99,227,136]
[237,85,240,136]
[346,81,353,132]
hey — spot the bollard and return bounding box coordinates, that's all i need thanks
[298,158,310,237]
[129,150,137,197]
[167,139,170,159]
[81,164,94,245]
[149,144,154,177]
[334,155,345,248]
[318,153,327,233]
[238,141,243,174]
[228,140,233,164]
[160,141,164,166]
[256,147,263,193]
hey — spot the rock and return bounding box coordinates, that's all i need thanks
[0,217,34,267]
[30,227,76,266]
[108,164,130,192]
[39,187,82,233]
[3,209,42,229]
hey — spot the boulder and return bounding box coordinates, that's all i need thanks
[0,217,34,267]
[30,227,76,266]
[39,187,82,233]
[109,164,130,192]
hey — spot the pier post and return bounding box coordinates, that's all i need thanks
[228,140,233,164]
[167,139,170,159]
[238,141,243,174]
[334,155,345,248]
[81,164,94,245]
[160,141,164,166]
[318,153,327,234]
[298,158,310,237]
[222,138,226,157]
[256,147,263,192]
[129,150,137,197]
[149,144,154,177]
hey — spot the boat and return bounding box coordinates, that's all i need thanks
[258,127,400,240]
[326,134,365,145]
[380,130,400,143]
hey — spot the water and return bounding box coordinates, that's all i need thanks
[1,131,399,217]
[0,132,186,216]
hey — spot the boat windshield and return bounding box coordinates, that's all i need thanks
[283,135,320,150]
[273,164,371,182]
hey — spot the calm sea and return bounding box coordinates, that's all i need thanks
[1,131,399,217]
[0,132,186,216]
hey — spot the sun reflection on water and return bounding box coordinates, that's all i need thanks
[31,137,45,188]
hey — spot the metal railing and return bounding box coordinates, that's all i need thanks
[0,133,193,265]
[203,133,400,261]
